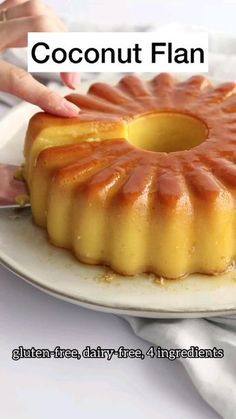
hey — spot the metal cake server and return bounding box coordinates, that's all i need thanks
[0,163,30,209]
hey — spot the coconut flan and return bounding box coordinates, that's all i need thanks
[24,73,236,279]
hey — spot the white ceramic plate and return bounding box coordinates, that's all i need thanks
[0,76,236,318]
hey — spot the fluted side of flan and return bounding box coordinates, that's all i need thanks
[25,74,236,278]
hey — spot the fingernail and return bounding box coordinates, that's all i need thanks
[66,73,80,89]
[61,99,80,117]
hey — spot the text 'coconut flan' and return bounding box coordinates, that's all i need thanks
[24,73,236,279]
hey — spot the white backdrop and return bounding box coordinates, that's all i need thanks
[47,0,236,34]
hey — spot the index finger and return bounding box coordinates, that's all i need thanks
[0,60,80,117]
[0,0,27,11]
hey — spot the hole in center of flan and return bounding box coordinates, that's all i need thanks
[127,112,208,153]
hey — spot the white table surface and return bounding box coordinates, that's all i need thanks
[1,0,231,417]
[0,265,220,419]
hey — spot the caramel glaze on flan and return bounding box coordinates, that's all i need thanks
[24,73,236,279]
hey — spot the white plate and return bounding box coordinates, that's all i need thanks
[0,76,236,319]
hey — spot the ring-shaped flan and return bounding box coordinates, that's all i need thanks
[24,73,236,278]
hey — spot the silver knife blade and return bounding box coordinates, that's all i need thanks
[0,163,30,209]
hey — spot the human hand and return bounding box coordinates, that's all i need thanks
[0,0,80,117]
